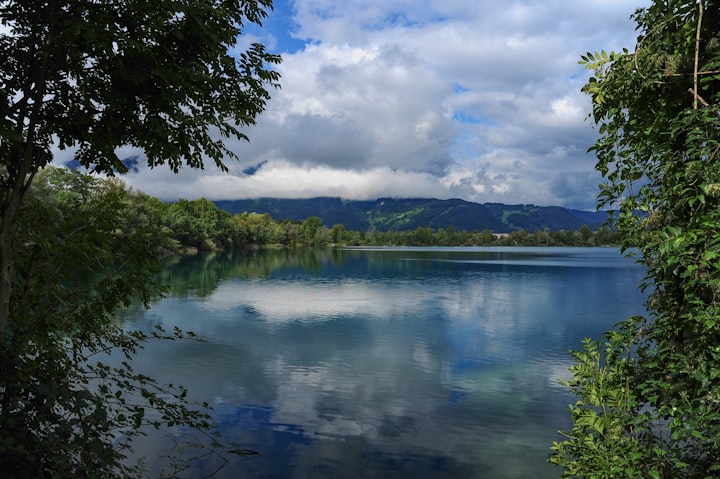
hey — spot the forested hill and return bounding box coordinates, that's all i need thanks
[213,197,608,233]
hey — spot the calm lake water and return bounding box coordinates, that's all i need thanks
[124,247,646,478]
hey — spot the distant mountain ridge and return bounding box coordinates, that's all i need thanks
[213,197,609,233]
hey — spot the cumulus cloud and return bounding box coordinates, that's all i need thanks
[117,0,651,210]
[128,161,450,201]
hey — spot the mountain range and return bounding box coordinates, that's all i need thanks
[213,197,609,233]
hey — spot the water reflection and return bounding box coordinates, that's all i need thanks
[128,247,646,478]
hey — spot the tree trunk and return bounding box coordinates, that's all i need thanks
[0,185,22,336]
[0,230,13,336]
[0,147,38,335]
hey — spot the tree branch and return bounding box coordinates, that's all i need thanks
[693,0,704,110]
[688,87,710,108]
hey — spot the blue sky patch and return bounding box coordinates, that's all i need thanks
[451,82,469,94]
[452,111,495,126]
[244,1,306,54]
[243,160,268,176]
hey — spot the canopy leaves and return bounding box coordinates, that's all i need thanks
[551,1,720,477]
[0,1,281,476]
[0,0,281,177]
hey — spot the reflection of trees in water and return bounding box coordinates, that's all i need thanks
[160,249,337,298]
[160,247,620,299]
[161,248,407,299]
[159,248,465,299]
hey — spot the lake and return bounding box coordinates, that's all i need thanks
[124,246,646,478]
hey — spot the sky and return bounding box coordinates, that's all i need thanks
[119,1,649,210]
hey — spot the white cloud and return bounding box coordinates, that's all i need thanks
[116,0,651,209]
[127,160,451,201]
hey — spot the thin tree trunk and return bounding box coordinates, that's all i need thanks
[0,147,41,336]
[0,177,24,336]
[0,228,14,337]
[693,0,704,110]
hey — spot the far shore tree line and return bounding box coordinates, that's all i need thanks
[47,168,617,251]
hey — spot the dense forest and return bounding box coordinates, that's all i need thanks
[40,167,618,251]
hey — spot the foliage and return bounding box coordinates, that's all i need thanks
[551,1,720,477]
[0,1,280,477]
[0,0,281,328]
[0,168,232,478]
[146,196,614,248]
[16,168,616,254]
[124,189,617,248]
[550,330,664,478]
[0,0,280,176]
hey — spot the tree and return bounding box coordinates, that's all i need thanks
[298,216,326,246]
[0,0,281,331]
[550,1,720,477]
[330,223,347,244]
[165,198,235,250]
[0,169,222,477]
[0,1,280,476]
[578,224,593,244]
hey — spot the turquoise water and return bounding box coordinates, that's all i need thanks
[125,247,646,478]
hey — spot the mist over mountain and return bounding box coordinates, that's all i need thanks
[213,198,608,233]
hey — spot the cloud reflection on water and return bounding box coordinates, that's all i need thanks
[125,248,646,478]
